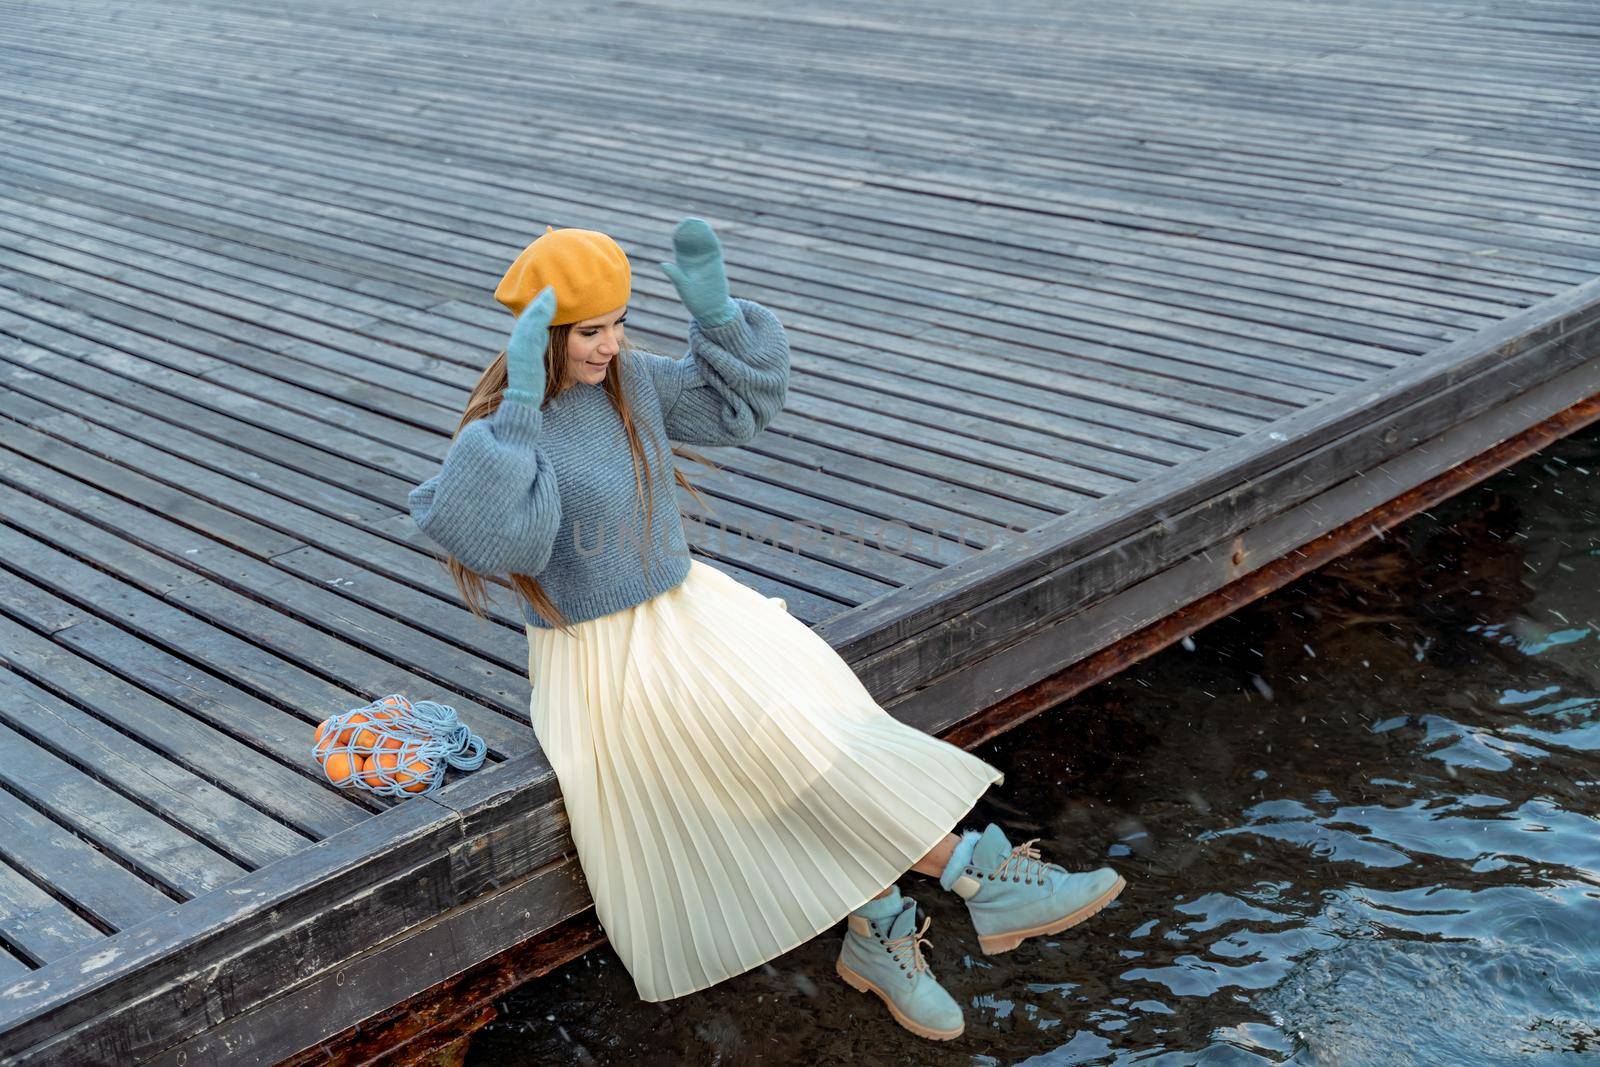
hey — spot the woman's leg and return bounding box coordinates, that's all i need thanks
[863,833,961,900]
[910,833,960,878]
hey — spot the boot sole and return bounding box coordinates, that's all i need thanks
[977,874,1126,954]
[835,958,964,1041]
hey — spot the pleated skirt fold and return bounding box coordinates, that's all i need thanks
[526,559,1004,1002]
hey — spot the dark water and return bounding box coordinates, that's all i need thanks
[471,422,1600,1066]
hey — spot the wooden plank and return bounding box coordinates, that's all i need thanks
[0,667,312,871]
[763,411,1102,512]
[673,439,1029,553]
[0,782,174,933]
[0,758,567,1065]
[0,61,1510,347]
[684,553,845,624]
[0,400,528,664]
[0,390,306,562]
[0,107,1440,399]
[861,321,1600,704]
[0,860,102,968]
[683,486,941,583]
[0,3,1574,175]
[0,381,389,573]
[0,57,1555,467]
[0,947,28,986]
[15,2,1600,286]
[0,527,434,795]
[147,856,591,1067]
[0,798,462,1059]
[681,505,899,603]
[889,350,1600,741]
[677,463,978,569]
[0,720,245,898]
[0,206,468,412]
[824,276,1600,664]
[0,445,536,757]
[0,149,1267,454]
[25,73,1561,308]
[0,513,532,763]
[847,320,1600,700]
[775,393,1144,499]
[0,321,1011,617]
[0,184,1484,460]
[0,292,438,487]
[0,619,366,841]
[725,431,1058,535]
[0,238,1036,601]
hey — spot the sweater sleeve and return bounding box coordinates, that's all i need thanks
[406,394,563,577]
[631,297,790,447]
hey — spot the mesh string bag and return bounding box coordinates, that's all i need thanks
[312,693,487,797]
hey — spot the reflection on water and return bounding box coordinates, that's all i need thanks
[472,423,1600,1066]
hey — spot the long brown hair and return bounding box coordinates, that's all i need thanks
[439,321,714,636]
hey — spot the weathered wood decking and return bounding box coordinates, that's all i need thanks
[2,0,1599,1061]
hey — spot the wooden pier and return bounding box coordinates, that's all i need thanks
[2,0,1599,1062]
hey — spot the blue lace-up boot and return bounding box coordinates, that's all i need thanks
[939,823,1125,954]
[835,884,964,1041]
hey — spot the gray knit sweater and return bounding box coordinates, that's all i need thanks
[408,297,790,629]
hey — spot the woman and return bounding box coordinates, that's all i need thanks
[408,217,1126,1041]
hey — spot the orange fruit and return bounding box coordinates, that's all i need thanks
[333,712,370,746]
[358,753,381,788]
[356,738,406,787]
[395,758,435,793]
[369,747,435,793]
[322,750,357,786]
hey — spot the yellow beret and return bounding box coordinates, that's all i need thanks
[494,225,632,325]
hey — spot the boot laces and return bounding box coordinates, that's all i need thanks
[884,909,935,977]
[993,837,1064,883]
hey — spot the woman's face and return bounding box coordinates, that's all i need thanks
[563,304,628,386]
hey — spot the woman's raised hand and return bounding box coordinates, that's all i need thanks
[658,216,740,328]
[504,285,557,404]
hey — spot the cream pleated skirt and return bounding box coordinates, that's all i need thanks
[526,558,1005,1003]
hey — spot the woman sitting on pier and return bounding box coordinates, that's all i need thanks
[407,218,1126,1041]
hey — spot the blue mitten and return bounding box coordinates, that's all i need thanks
[504,285,556,405]
[657,216,740,328]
